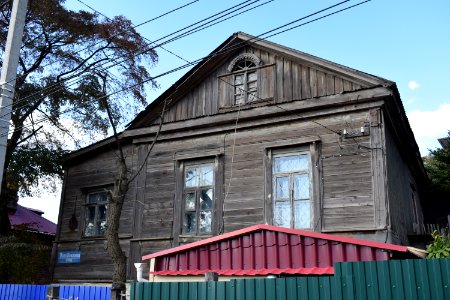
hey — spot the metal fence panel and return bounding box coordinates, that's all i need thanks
[131,259,450,300]
[0,284,47,300]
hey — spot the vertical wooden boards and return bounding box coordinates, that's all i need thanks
[218,74,233,108]
[258,65,275,101]
[282,59,293,102]
[292,63,301,100]
[382,114,421,244]
[132,144,148,238]
[301,65,311,99]
[147,46,373,126]
[370,109,387,231]
[275,56,284,103]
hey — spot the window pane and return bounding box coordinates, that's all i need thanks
[274,201,291,228]
[185,167,199,187]
[183,212,196,233]
[98,204,107,221]
[248,81,257,91]
[84,206,96,236]
[235,94,244,105]
[234,74,243,84]
[98,220,107,236]
[274,154,309,173]
[200,189,213,210]
[199,210,212,233]
[247,71,257,82]
[294,200,311,229]
[274,176,289,199]
[248,92,257,102]
[200,165,214,186]
[98,192,108,202]
[184,192,196,211]
[88,194,98,204]
[294,174,310,200]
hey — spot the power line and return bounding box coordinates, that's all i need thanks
[2,0,372,138]
[0,0,200,88]
[1,0,270,117]
[75,0,194,64]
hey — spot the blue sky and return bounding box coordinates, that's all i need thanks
[19,0,450,221]
[67,0,449,153]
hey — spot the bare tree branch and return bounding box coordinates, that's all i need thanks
[128,99,167,185]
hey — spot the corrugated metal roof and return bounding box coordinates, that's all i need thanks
[143,224,409,276]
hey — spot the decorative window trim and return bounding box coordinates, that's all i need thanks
[264,141,321,231]
[227,53,262,72]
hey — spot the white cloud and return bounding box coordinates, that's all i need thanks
[407,104,450,155]
[408,80,420,90]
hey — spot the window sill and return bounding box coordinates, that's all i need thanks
[179,234,213,239]
[219,98,273,113]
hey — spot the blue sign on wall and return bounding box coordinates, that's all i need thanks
[58,251,81,264]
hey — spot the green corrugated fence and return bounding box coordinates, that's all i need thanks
[130,259,450,300]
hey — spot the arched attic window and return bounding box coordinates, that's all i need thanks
[227,53,262,105]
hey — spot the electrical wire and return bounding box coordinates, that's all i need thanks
[0,0,200,87]
[2,0,372,138]
[0,0,271,118]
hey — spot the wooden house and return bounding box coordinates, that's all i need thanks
[52,32,427,282]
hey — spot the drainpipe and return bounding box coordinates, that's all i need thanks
[134,263,148,282]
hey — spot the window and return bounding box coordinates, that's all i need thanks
[265,140,320,230]
[183,163,214,234]
[233,60,258,105]
[272,152,312,229]
[84,191,108,237]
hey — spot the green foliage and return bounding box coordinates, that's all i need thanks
[0,232,53,283]
[423,133,450,224]
[7,145,69,196]
[426,230,450,258]
[0,0,159,233]
[424,133,450,193]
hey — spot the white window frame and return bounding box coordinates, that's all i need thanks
[264,140,321,231]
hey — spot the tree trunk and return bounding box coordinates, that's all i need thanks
[106,160,128,300]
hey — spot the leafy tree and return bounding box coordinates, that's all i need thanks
[423,132,450,224]
[424,133,450,193]
[426,230,450,259]
[0,0,158,234]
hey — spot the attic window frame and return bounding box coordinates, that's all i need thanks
[228,53,263,106]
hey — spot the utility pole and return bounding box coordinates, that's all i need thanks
[0,0,29,193]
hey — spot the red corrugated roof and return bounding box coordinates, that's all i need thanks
[142,224,409,276]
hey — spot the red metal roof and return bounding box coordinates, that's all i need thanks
[143,224,409,276]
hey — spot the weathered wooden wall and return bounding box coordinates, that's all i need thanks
[53,42,422,282]
[384,121,424,245]
[162,45,367,124]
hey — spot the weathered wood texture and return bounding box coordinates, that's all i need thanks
[58,144,136,241]
[53,239,129,281]
[160,46,368,124]
[54,42,422,282]
[383,121,424,245]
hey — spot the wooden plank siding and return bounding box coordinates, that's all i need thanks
[383,120,423,245]
[54,36,425,282]
[158,46,368,125]
[55,106,386,281]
